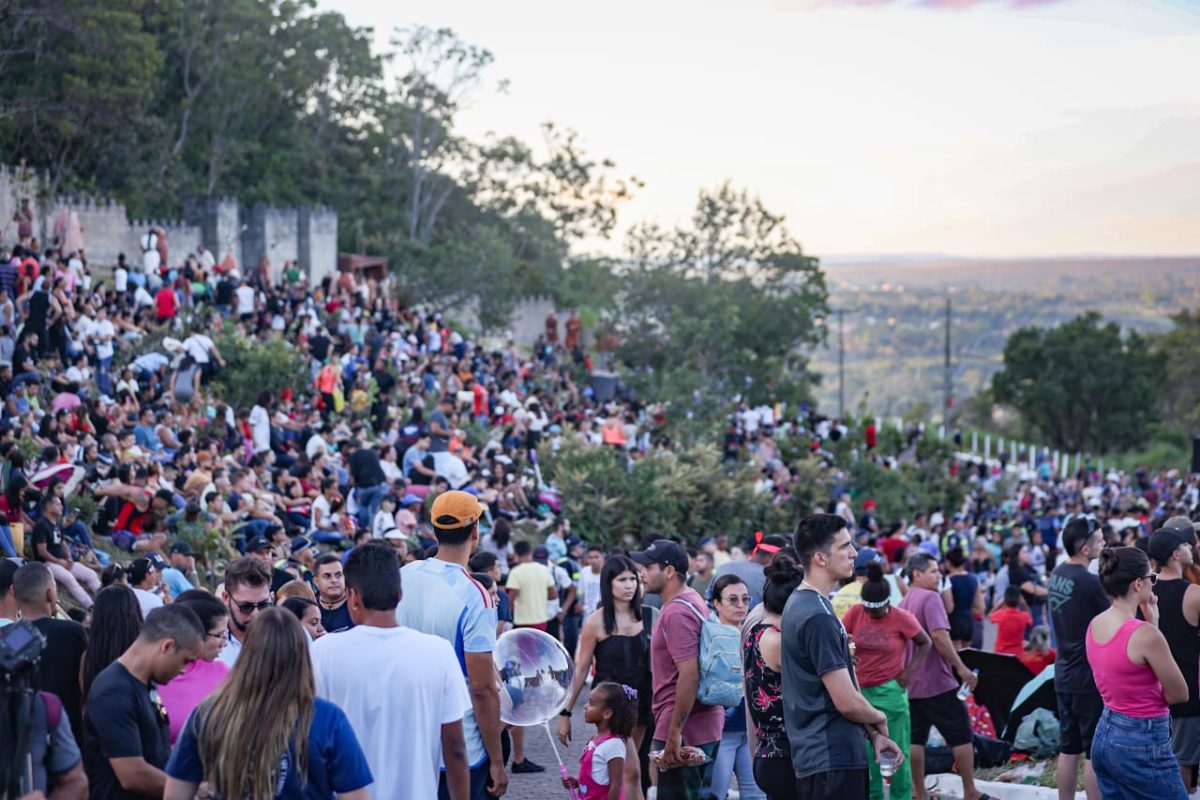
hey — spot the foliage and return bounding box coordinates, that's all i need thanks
[541,439,797,549]
[211,329,307,412]
[1155,308,1200,432]
[991,312,1163,455]
[617,183,827,409]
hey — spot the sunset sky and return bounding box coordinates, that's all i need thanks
[331,0,1200,259]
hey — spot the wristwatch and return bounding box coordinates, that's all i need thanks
[559,709,572,718]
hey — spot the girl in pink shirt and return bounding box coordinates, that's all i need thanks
[158,592,230,743]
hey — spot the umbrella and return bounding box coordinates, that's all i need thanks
[31,464,86,497]
[959,648,1035,738]
[1003,664,1058,742]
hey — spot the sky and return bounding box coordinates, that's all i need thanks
[329,0,1200,259]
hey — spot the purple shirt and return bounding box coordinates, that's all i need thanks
[158,658,230,743]
[897,587,957,700]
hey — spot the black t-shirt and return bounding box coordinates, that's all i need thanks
[309,334,330,363]
[319,598,354,634]
[215,278,235,306]
[1010,563,1044,607]
[83,661,171,800]
[1048,562,1109,694]
[31,617,88,741]
[32,516,68,561]
[780,588,868,778]
[348,447,387,489]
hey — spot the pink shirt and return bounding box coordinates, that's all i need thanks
[650,589,724,745]
[1086,618,1168,718]
[158,658,230,742]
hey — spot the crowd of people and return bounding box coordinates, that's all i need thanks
[2,228,1200,800]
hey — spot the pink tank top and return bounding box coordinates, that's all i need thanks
[1086,618,1168,718]
[578,733,626,800]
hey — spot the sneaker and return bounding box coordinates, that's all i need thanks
[511,759,546,774]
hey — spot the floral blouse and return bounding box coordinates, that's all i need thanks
[743,621,789,760]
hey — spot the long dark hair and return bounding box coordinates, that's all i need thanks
[600,555,643,635]
[490,518,511,549]
[83,585,143,696]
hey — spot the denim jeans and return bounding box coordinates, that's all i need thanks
[1092,709,1187,800]
[353,483,387,529]
[0,525,15,558]
[708,728,765,799]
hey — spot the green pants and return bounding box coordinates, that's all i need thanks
[862,680,913,800]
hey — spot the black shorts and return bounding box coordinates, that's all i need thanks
[910,689,973,748]
[1058,690,1104,757]
[796,767,869,800]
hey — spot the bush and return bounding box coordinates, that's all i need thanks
[211,330,308,412]
[541,440,798,549]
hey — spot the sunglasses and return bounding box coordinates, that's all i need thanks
[230,599,273,615]
[1142,574,1158,585]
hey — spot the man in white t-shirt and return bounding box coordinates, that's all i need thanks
[313,543,470,800]
[234,280,256,320]
[129,556,164,618]
[579,543,605,616]
[93,305,116,396]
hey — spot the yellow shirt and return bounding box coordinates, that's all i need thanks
[831,580,864,620]
[506,561,555,625]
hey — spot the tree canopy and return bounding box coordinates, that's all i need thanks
[991,312,1163,454]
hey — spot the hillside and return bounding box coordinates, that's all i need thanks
[808,256,1200,415]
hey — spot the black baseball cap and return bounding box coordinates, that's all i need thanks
[168,541,194,556]
[1149,527,1193,565]
[246,536,272,553]
[0,558,20,595]
[629,539,689,574]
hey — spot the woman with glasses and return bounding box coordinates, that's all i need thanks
[1087,546,1189,799]
[707,575,761,800]
[158,590,230,744]
[164,607,373,799]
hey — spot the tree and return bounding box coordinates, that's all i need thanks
[991,312,1163,454]
[618,184,827,408]
[1155,308,1200,432]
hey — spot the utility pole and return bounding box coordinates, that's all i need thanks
[943,293,952,430]
[838,307,846,420]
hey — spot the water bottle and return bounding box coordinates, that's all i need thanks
[956,668,979,701]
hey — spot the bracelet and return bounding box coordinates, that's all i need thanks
[560,709,572,718]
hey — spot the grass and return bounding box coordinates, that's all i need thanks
[976,757,1084,791]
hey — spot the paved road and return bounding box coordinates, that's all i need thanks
[507,691,592,799]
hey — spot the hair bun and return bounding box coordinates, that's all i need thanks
[766,559,801,583]
[864,561,885,582]
[1098,547,1119,578]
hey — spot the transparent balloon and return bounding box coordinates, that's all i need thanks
[493,628,575,726]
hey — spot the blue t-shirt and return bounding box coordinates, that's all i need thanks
[167,698,372,799]
[160,567,194,600]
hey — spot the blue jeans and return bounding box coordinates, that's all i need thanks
[353,483,387,529]
[64,521,110,566]
[708,728,764,800]
[0,525,16,558]
[311,529,346,547]
[1092,709,1187,800]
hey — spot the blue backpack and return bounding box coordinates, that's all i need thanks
[670,597,744,707]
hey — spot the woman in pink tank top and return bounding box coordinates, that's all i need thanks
[1086,546,1189,799]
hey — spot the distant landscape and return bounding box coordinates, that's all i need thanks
[808,256,1200,416]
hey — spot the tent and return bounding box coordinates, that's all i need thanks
[1004,664,1058,742]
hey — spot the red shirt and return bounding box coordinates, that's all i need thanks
[842,604,924,688]
[155,287,177,319]
[989,606,1033,656]
[1018,649,1056,676]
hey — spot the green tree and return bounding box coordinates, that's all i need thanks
[991,312,1163,454]
[1155,308,1200,431]
[618,183,827,408]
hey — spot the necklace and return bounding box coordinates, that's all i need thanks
[800,580,825,594]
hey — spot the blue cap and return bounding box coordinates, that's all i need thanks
[853,547,883,572]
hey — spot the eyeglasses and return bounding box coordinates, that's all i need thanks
[230,599,273,615]
[1142,574,1158,585]
[723,595,752,606]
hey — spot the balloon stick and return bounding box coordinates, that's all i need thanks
[543,721,581,800]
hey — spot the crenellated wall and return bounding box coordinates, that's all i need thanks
[1,166,337,282]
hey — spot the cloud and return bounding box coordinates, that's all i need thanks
[775,0,1066,10]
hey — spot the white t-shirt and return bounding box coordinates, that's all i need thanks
[579,566,602,616]
[235,285,256,315]
[93,319,115,360]
[183,333,215,364]
[312,625,470,800]
[141,233,160,272]
[114,267,128,293]
[133,587,163,618]
[587,737,625,786]
[311,495,338,532]
[248,404,271,453]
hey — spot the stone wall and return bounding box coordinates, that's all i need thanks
[1,165,337,281]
